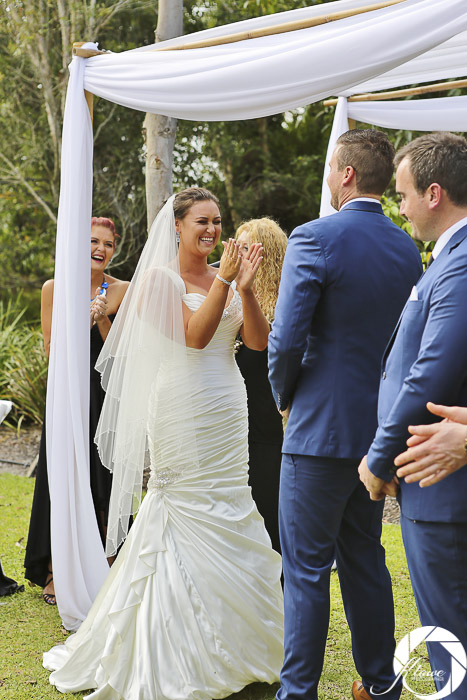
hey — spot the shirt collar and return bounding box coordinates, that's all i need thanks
[340,197,381,211]
[431,216,467,259]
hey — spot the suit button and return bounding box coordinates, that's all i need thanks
[382,371,387,380]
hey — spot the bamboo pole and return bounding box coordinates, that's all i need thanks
[84,90,94,125]
[72,44,102,123]
[153,0,406,52]
[72,42,110,58]
[323,79,467,106]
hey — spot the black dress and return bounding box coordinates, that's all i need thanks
[235,343,283,553]
[24,318,115,587]
[0,559,24,596]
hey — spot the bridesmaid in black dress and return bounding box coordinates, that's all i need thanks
[235,218,287,553]
[24,217,129,604]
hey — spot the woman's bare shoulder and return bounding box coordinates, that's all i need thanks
[41,278,54,299]
[102,277,128,314]
[106,275,129,296]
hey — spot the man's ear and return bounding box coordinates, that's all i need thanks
[342,165,356,186]
[427,183,443,209]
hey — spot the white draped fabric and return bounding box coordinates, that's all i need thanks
[49,0,467,630]
[47,50,109,631]
[343,30,467,95]
[348,95,467,131]
[83,0,467,121]
[320,97,352,217]
[0,400,12,425]
[320,95,467,217]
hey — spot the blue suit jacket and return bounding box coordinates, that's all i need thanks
[367,225,467,522]
[268,200,423,460]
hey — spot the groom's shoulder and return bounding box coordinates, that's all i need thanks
[293,206,375,232]
[289,210,361,249]
[290,213,338,240]
[289,209,419,265]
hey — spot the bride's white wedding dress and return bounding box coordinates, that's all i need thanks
[43,284,284,700]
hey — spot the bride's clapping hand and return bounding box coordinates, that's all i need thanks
[219,238,241,283]
[235,242,263,292]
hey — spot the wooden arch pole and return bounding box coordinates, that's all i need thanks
[153,0,407,52]
[72,42,110,125]
[70,0,408,70]
[70,0,410,118]
[84,91,94,126]
[323,79,467,106]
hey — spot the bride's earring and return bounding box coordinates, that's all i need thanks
[176,229,180,244]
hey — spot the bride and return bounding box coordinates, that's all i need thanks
[43,187,284,700]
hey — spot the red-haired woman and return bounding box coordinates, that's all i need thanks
[24,217,129,604]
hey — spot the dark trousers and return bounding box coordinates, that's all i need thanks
[248,441,281,554]
[277,454,401,700]
[401,515,467,699]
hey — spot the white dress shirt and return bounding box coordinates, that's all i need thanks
[340,197,381,210]
[431,216,467,259]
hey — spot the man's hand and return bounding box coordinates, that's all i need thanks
[394,402,467,487]
[426,403,467,424]
[358,455,398,500]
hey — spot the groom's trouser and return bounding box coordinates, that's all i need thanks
[276,454,401,700]
[401,515,467,700]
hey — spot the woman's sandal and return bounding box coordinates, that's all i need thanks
[43,570,56,605]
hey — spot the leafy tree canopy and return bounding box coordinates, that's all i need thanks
[2,0,449,311]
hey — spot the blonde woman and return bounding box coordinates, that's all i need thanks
[235,217,288,553]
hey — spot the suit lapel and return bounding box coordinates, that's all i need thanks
[446,227,467,255]
[382,300,409,364]
[382,224,467,366]
[427,225,467,268]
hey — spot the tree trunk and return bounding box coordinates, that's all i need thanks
[144,0,183,230]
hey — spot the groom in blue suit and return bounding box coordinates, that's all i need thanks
[268,129,422,700]
[359,132,467,699]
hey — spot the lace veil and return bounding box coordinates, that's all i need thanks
[95,196,199,555]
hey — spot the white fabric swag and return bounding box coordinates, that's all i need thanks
[320,94,467,217]
[49,0,467,630]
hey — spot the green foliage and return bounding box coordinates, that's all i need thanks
[1,0,454,288]
[175,107,331,241]
[0,297,46,426]
[381,194,433,268]
[381,195,412,236]
[0,0,341,288]
[0,0,158,287]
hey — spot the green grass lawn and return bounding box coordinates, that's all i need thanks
[0,473,432,700]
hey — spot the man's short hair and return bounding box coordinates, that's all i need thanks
[335,129,395,196]
[394,132,467,206]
